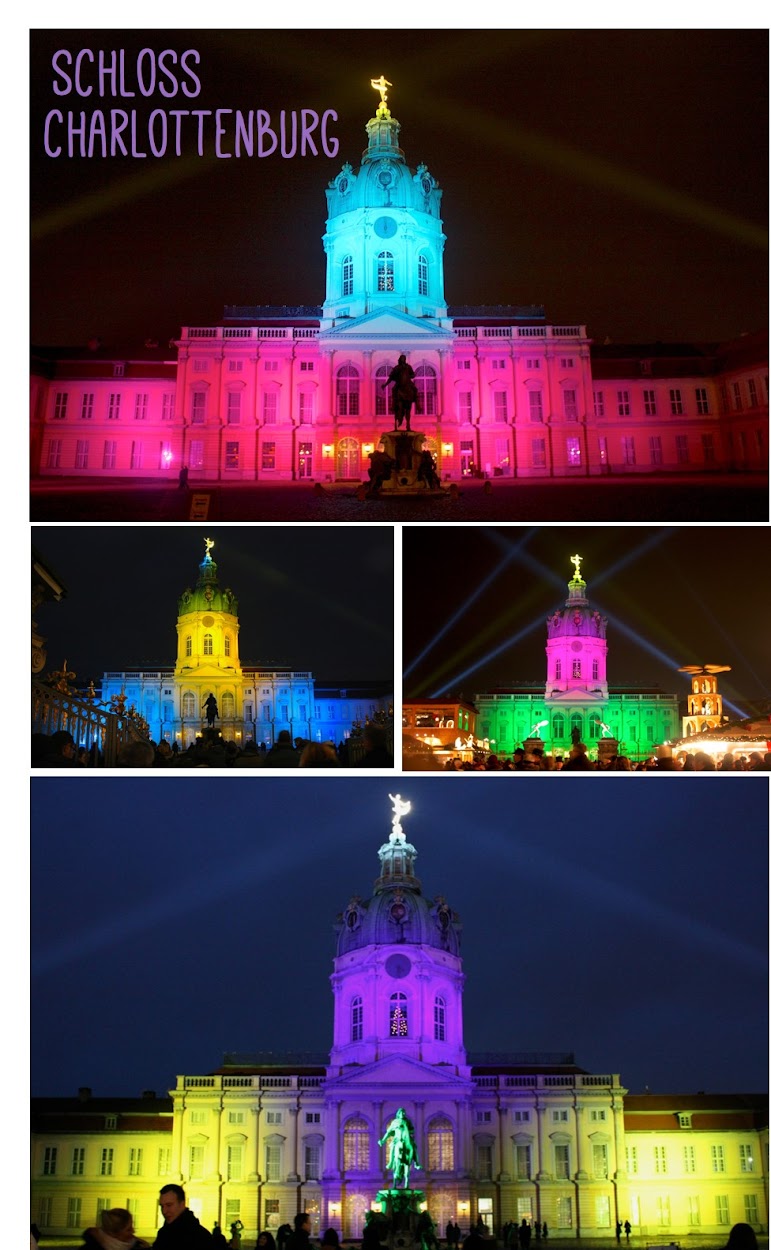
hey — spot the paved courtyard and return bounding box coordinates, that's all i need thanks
[30,474,768,523]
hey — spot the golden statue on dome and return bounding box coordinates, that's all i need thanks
[570,553,583,579]
[371,75,393,116]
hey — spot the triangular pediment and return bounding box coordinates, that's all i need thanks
[325,1053,472,1092]
[319,307,453,344]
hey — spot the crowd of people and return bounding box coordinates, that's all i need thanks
[441,742,771,772]
[31,726,394,770]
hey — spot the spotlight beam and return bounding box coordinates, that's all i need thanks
[404,528,539,679]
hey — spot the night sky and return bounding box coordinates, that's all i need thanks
[30,29,768,348]
[30,777,768,1099]
[33,526,394,684]
[403,526,771,717]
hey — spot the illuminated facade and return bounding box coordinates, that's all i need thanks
[99,541,390,748]
[31,805,768,1242]
[473,559,679,760]
[30,94,768,485]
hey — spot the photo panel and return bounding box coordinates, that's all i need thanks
[402,525,771,772]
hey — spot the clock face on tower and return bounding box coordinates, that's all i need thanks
[385,953,411,978]
[374,216,397,239]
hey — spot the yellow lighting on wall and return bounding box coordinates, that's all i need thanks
[322,444,334,456]
[442,442,454,455]
[363,442,375,455]
[329,1202,341,1219]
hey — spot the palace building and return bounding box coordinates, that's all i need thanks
[99,540,391,749]
[31,802,768,1243]
[472,557,680,761]
[30,89,768,485]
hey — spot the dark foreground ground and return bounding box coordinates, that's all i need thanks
[34,1237,770,1250]
[30,474,768,523]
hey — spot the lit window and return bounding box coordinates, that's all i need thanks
[415,365,437,416]
[418,254,428,297]
[572,660,581,679]
[342,254,354,297]
[427,1116,455,1170]
[622,436,636,465]
[262,441,276,471]
[351,996,363,1042]
[343,1117,370,1171]
[493,392,508,422]
[739,1145,754,1172]
[377,251,394,291]
[336,365,360,416]
[433,996,446,1041]
[203,634,213,656]
[225,441,240,469]
[390,992,408,1036]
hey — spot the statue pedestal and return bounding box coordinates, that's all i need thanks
[376,1189,427,1247]
[377,429,444,496]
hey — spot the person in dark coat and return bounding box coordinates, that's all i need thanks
[154,1185,212,1248]
[353,725,393,768]
[264,729,301,767]
[286,1214,312,1250]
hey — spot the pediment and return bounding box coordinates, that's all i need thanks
[326,1053,472,1091]
[320,308,453,343]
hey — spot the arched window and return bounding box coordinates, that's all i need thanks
[552,712,565,740]
[203,634,213,656]
[426,1116,455,1171]
[343,1117,370,1171]
[377,251,394,292]
[351,996,363,1042]
[342,255,354,297]
[390,992,408,1037]
[417,254,428,297]
[375,364,390,416]
[185,635,192,658]
[224,635,231,657]
[182,692,195,718]
[554,659,562,681]
[222,692,235,719]
[336,365,360,416]
[415,365,437,416]
[433,996,446,1041]
[570,712,583,741]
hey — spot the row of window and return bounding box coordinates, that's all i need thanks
[339,252,431,298]
[43,1146,170,1177]
[52,393,176,422]
[457,357,578,372]
[36,1191,762,1235]
[629,1143,756,1175]
[593,388,714,418]
[552,659,602,682]
[45,374,770,428]
[479,711,673,743]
